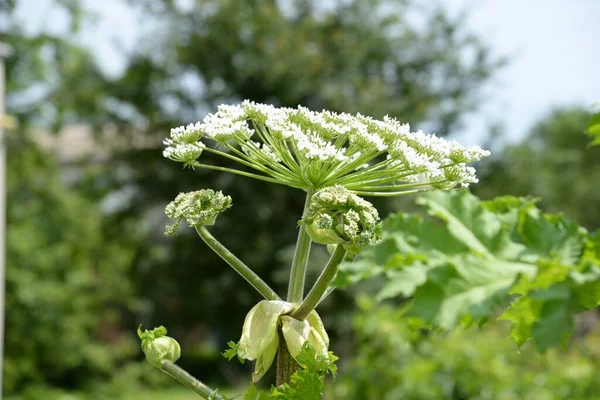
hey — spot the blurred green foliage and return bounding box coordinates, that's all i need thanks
[4,0,502,392]
[476,107,600,230]
[330,297,600,400]
[4,135,138,392]
[5,0,600,397]
[587,107,600,146]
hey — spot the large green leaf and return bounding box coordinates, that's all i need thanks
[416,190,526,258]
[339,189,599,350]
[409,256,535,329]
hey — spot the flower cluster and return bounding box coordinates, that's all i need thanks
[163,101,490,195]
[302,185,382,255]
[137,326,181,369]
[165,189,232,236]
[236,300,329,383]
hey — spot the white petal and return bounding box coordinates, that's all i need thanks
[252,333,279,383]
[238,300,294,360]
[307,310,329,348]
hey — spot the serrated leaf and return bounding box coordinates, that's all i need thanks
[376,262,431,301]
[269,343,337,400]
[408,256,535,329]
[384,213,469,258]
[416,190,524,258]
[519,207,584,264]
[339,189,598,350]
[243,384,272,400]
[223,341,244,362]
[498,296,539,347]
[530,296,575,351]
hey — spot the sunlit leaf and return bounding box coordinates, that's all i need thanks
[340,189,599,350]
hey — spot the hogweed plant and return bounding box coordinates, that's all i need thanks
[139,101,490,399]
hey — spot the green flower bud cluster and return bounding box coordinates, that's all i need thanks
[138,325,181,369]
[236,300,329,383]
[165,189,232,236]
[302,185,382,255]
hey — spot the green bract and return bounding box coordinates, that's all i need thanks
[163,101,490,196]
[165,189,232,236]
[281,314,329,362]
[236,300,329,382]
[137,325,181,369]
[303,185,383,255]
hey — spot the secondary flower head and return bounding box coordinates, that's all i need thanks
[137,325,181,369]
[165,189,232,236]
[163,101,490,196]
[237,300,329,383]
[302,185,382,255]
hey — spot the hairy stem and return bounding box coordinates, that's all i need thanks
[196,226,280,301]
[162,361,223,399]
[275,327,300,387]
[292,244,346,320]
[286,189,314,303]
[276,189,315,386]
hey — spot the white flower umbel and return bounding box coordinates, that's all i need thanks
[163,101,490,196]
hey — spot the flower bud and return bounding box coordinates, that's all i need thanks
[235,301,331,382]
[165,189,232,236]
[303,185,383,255]
[281,310,329,364]
[237,300,295,383]
[137,325,181,369]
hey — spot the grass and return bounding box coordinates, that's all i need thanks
[121,388,204,400]
[6,387,243,400]
[121,387,244,399]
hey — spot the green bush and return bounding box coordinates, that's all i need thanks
[4,136,138,393]
[331,296,600,400]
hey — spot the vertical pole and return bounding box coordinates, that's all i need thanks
[0,42,13,399]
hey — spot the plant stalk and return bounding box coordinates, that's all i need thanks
[292,244,346,320]
[286,189,314,303]
[196,226,280,301]
[162,361,223,399]
[275,327,299,387]
[277,189,315,386]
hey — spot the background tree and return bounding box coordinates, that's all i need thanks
[2,1,144,395]
[4,135,138,394]
[475,107,600,230]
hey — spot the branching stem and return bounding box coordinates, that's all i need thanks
[292,244,346,320]
[286,189,314,303]
[196,226,280,301]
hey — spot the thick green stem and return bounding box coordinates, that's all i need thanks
[196,226,280,301]
[275,327,300,387]
[276,190,315,386]
[286,189,314,303]
[292,244,346,320]
[162,361,223,399]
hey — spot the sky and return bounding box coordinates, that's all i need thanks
[444,0,600,144]
[14,0,600,145]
